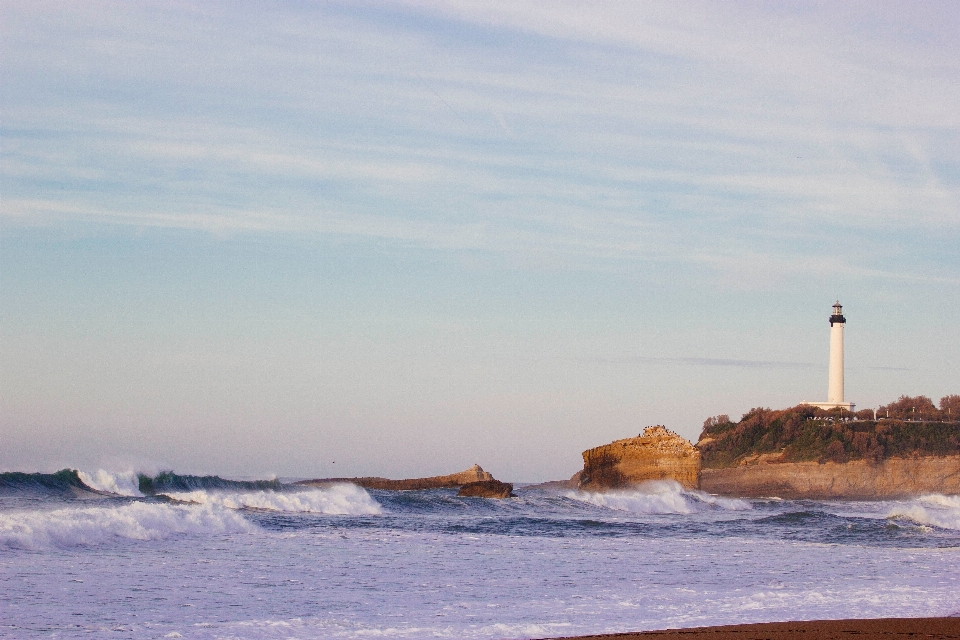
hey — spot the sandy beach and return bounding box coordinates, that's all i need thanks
[550,617,960,639]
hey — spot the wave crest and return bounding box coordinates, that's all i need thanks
[138,471,282,494]
[0,502,255,550]
[569,480,752,515]
[888,494,960,531]
[162,484,382,515]
[0,469,93,495]
[77,469,143,497]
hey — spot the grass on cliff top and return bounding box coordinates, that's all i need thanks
[698,403,960,469]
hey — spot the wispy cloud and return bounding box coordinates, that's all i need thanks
[589,356,817,370]
[2,1,958,290]
[587,357,916,373]
[2,1,956,476]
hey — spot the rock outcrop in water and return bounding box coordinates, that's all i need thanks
[578,426,701,491]
[457,479,515,498]
[701,455,960,499]
[297,464,496,491]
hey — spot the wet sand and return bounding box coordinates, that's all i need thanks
[549,617,960,639]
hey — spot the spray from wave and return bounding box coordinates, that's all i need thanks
[77,469,143,497]
[0,502,255,550]
[164,484,382,515]
[569,480,752,515]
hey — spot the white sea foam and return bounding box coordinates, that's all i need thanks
[687,489,753,511]
[197,618,577,639]
[887,493,960,531]
[161,484,382,515]
[0,501,255,550]
[77,468,143,496]
[569,480,752,515]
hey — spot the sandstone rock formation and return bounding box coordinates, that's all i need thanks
[457,479,515,498]
[296,464,495,491]
[578,426,701,491]
[701,455,960,499]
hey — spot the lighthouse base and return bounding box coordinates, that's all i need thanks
[802,401,855,411]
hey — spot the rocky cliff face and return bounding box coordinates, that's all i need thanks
[701,455,960,499]
[298,464,495,491]
[579,426,701,491]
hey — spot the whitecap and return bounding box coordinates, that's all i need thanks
[687,489,753,511]
[887,493,960,531]
[161,483,382,515]
[569,480,751,515]
[919,493,960,510]
[78,469,143,497]
[0,501,255,550]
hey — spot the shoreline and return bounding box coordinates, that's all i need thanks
[545,617,960,639]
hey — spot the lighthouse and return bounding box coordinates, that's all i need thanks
[804,301,855,411]
[827,301,845,404]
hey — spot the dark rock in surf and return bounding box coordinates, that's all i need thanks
[457,479,515,498]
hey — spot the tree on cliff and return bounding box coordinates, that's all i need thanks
[942,395,960,420]
[702,415,731,430]
[877,395,939,421]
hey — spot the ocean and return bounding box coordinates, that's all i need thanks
[2,470,959,639]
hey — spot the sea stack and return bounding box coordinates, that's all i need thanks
[578,426,701,491]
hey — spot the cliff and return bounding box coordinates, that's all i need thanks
[695,402,960,498]
[579,426,701,491]
[701,455,960,499]
[697,405,960,469]
[296,464,495,491]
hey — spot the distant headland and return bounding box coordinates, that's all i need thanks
[572,394,959,499]
[696,395,960,499]
[565,298,960,499]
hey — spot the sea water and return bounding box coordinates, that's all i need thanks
[2,471,959,639]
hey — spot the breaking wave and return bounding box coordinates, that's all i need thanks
[887,494,960,531]
[0,469,96,495]
[569,480,752,515]
[77,469,143,497]
[0,469,288,499]
[137,471,282,494]
[163,484,382,515]
[0,502,255,550]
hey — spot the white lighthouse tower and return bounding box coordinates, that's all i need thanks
[804,301,855,411]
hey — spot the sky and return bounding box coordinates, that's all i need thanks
[1,1,958,481]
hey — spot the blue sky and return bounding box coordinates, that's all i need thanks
[2,1,958,480]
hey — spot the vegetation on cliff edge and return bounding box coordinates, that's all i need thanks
[698,395,960,469]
